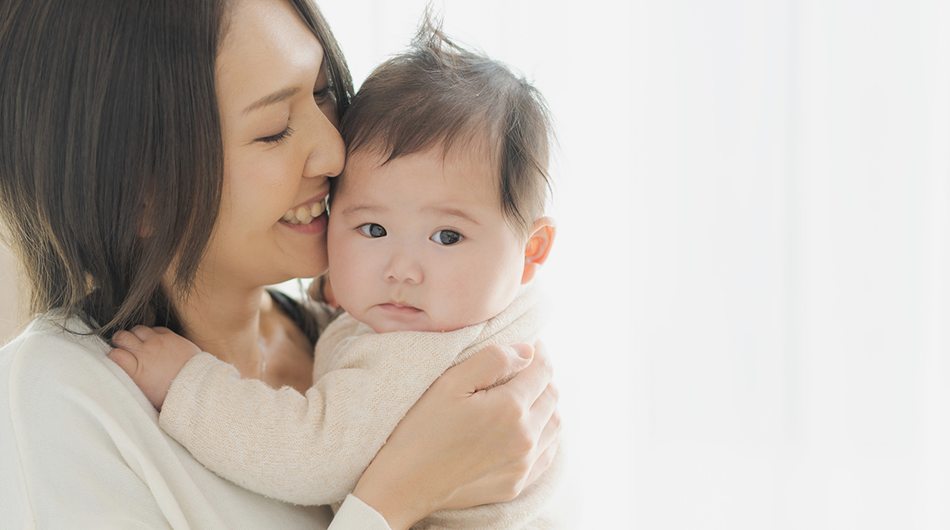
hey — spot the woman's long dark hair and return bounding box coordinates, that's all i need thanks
[0,0,352,339]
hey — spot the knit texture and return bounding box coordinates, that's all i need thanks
[160,284,562,527]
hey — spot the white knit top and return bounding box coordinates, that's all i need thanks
[0,314,390,529]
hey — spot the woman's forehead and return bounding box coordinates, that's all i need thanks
[215,0,323,103]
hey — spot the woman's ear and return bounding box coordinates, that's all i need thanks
[521,217,556,285]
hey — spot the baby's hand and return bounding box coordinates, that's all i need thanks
[108,326,202,410]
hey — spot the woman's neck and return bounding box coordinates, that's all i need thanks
[172,281,270,379]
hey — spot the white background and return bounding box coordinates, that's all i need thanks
[3,0,949,528]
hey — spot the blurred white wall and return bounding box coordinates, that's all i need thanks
[1,0,947,527]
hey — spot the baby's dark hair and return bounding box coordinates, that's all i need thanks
[338,17,553,235]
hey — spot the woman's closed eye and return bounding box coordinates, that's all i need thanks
[358,223,387,238]
[313,85,332,103]
[431,229,463,246]
[257,126,295,145]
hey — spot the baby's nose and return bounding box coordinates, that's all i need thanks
[384,251,423,284]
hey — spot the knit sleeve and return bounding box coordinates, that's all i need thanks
[158,286,558,527]
[158,316,466,506]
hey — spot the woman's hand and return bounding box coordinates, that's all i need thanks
[352,341,560,530]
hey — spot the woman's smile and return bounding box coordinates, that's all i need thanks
[281,195,329,225]
[279,209,328,235]
[279,195,330,234]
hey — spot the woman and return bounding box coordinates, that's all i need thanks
[0,0,560,528]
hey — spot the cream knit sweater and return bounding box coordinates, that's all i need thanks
[159,284,563,528]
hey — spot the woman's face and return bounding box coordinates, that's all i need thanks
[204,0,343,290]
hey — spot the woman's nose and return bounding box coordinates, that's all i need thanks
[384,250,424,285]
[302,104,345,180]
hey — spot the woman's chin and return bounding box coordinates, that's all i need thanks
[259,259,327,288]
[284,266,328,284]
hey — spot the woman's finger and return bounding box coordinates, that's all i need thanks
[524,431,560,487]
[447,343,533,393]
[536,407,560,456]
[528,382,559,435]
[495,340,553,407]
[523,389,560,488]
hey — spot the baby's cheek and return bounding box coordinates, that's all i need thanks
[443,282,496,328]
[327,241,363,307]
[329,263,361,308]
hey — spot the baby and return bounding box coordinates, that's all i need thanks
[111,23,562,529]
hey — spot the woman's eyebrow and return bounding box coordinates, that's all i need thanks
[243,87,301,114]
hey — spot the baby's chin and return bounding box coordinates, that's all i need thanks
[369,321,468,334]
[364,314,470,334]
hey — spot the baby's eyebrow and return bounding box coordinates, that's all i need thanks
[339,203,384,216]
[423,206,480,226]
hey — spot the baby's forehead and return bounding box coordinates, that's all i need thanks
[334,143,519,223]
[339,138,501,193]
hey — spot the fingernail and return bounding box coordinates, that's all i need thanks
[513,343,533,359]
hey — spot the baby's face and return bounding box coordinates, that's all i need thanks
[327,144,527,333]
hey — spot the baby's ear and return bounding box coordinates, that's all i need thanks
[521,217,556,285]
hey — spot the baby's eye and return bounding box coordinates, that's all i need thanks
[431,230,463,246]
[358,223,387,238]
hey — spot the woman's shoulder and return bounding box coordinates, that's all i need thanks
[2,313,118,380]
[0,314,335,528]
[0,313,156,430]
[0,314,162,525]
[1,314,112,383]
[0,312,163,454]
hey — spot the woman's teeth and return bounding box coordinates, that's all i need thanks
[282,198,327,225]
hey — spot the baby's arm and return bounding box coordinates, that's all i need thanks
[149,316,456,507]
[107,317,405,506]
[109,326,201,410]
[106,320,388,506]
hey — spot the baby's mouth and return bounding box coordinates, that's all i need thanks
[379,302,423,314]
[281,197,327,225]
